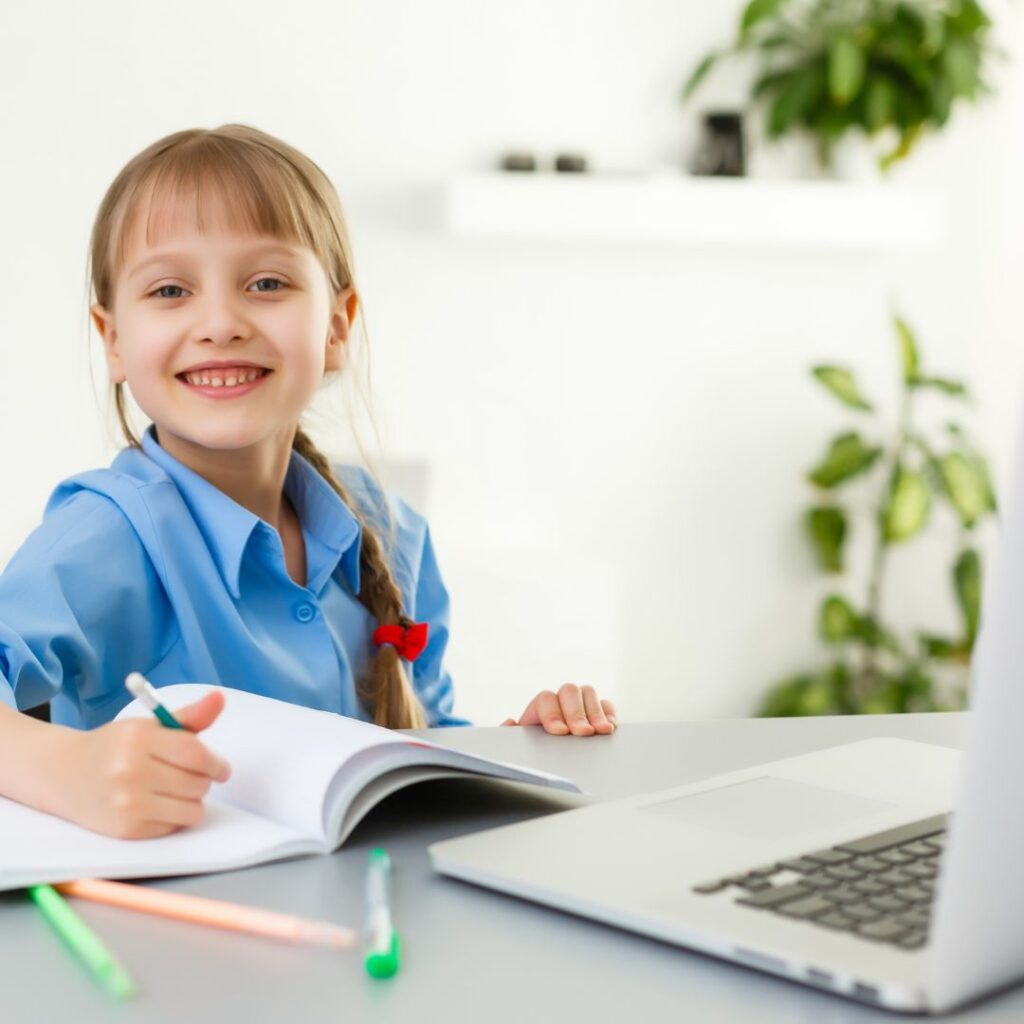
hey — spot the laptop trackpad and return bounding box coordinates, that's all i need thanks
[644,775,894,843]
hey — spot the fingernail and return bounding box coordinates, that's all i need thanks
[552,721,569,734]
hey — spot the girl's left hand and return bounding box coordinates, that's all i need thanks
[501,684,618,736]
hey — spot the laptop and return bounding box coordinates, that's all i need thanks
[429,415,1024,1014]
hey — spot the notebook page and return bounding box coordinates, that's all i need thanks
[0,794,316,893]
[117,683,408,841]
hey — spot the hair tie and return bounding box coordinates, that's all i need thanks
[372,622,429,662]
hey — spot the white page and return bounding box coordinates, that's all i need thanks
[0,794,315,893]
[117,683,410,841]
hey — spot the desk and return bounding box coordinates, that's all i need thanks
[5,712,1018,1022]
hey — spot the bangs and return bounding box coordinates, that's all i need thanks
[112,137,330,284]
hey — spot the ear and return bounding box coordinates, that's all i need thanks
[91,303,126,384]
[325,287,358,373]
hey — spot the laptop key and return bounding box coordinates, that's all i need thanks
[894,885,932,905]
[824,864,864,882]
[736,877,772,891]
[857,919,910,942]
[903,862,937,879]
[835,815,948,855]
[877,869,915,887]
[838,904,882,922]
[877,849,915,865]
[900,841,939,858]
[851,855,888,872]
[851,879,888,896]
[823,886,861,904]
[897,930,928,950]
[778,857,821,874]
[736,883,811,909]
[816,912,858,931]
[868,895,908,914]
[802,873,839,889]
[692,879,729,894]
[777,895,835,919]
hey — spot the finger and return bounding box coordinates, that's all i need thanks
[520,690,568,734]
[601,699,618,727]
[147,757,215,801]
[151,730,231,782]
[500,718,518,727]
[581,686,613,733]
[142,793,207,830]
[173,690,226,733]
[558,684,594,736]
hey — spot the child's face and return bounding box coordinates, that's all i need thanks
[91,191,356,458]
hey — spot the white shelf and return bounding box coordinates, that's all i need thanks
[441,172,946,250]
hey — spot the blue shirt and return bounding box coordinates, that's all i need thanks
[0,426,469,729]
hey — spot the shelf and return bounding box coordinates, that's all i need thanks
[441,172,946,250]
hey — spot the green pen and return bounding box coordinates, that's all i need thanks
[364,848,401,978]
[125,672,184,729]
[27,883,136,1000]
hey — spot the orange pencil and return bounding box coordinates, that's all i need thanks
[53,879,356,950]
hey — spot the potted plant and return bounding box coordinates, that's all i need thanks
[759,314,996,716]
[682,0,998,173]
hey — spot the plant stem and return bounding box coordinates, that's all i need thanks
[861,379,913,693]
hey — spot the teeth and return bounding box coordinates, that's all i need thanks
[184,367,265,387]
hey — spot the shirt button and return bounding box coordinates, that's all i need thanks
[294,602,316,623]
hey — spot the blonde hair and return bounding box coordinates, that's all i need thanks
[87,124,427,729]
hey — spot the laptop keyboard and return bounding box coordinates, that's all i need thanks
[691,813,948,951]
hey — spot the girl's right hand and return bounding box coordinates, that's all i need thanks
[49,691,231,840]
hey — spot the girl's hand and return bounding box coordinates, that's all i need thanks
[48,691,231,840]
[501,684,618,736]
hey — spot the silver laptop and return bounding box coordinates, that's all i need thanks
[430,413,1024,1014]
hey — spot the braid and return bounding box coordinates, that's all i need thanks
[292,427,427,729]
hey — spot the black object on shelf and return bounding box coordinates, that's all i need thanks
[554,153,588,173]
[499,151,538,172]
[692,112,746,177]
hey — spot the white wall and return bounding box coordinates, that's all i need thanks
[2,1,1022,725]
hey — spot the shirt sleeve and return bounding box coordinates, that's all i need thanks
[0,488,175,721]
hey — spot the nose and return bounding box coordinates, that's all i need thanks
[194,286,253,347]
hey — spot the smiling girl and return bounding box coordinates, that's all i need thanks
[0,125,618,840]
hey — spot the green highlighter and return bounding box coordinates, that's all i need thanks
[364,848,401,978]
[27,883,136,1000]
[125,672,184,729]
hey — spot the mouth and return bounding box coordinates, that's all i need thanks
[175,365,273,397]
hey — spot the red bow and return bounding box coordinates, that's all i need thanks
[372,622,429,661]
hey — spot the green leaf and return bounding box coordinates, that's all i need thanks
[938,451,996,527]
[883,468,932,542]
[805,506,847,572]
[864,77,897,132]
[808,433,882,489]
[943,38,982,99]
[766,65,825,137]
[820,595,861,643]
[912,376,969,398]
[828,33,866,105]
[954,547,982,644]
[681,51,720,102]
[740,0,784,38]
[811,365,873,411]
[919,633,970,663]
[894,316,920,384]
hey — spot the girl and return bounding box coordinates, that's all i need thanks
[0,125,618,841]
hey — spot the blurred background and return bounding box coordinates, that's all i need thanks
[2,1,1021,726]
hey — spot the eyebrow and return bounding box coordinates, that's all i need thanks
[126,244,304,282]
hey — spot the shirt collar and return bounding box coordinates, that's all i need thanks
[140,425,362,599]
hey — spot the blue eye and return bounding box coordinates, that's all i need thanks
[251,277,286,292]
[151,284,185,299]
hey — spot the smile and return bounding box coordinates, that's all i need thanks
[176,366,272,398]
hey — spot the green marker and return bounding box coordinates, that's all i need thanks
[125,672,184,729]
[27,883,135,1000]
[364,848,401,978]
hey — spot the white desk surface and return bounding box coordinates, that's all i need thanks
[8,711,1021,1022]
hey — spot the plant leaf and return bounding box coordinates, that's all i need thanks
[919,633,970,663]
[806,506,847,572]
[938,451,996,527]
[828,32,866,105]
[883,467,932,542]
[912,375,969,398]
[808,433,882,489]
[894,316,920,383]
[954,547,982,644]
[820,594,862,643]
[811,365,873,411]
[681,51,720,102]
[864,76,897,132]
[740,0,784,38]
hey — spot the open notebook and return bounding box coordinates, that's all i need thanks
[0,684,580,892]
